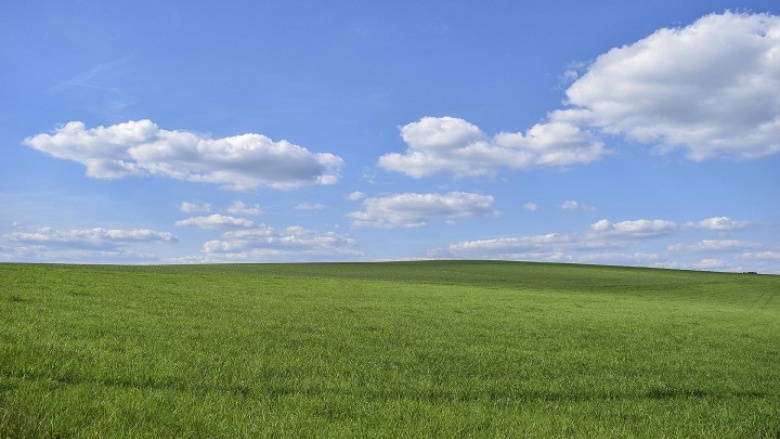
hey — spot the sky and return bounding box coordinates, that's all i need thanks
[2,1,779,273]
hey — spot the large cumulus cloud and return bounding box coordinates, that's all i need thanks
[25,120,344,190]
[552,12,780,160]
[378,117,605,178]
[380,12,780,180]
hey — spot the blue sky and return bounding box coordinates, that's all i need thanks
[2,1,779,272]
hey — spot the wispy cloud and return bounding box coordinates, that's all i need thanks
[435,215,763,269]
[201,224,360,261]
[295,202,326,211]
[227,201,263,216]
[5,226,177,248]
[0,225,177,263]
[180,202,212,213]
[46,56,131,94]
[685,217,751,231]
[348,192,497,228]
[739,251,780,261]
[561,200,596,211]
[668,239,759,252]
[175,214,253,230]
[347,191,366,201]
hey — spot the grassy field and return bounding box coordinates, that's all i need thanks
[1,260,778,438]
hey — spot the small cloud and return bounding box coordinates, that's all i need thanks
[561,200,596,211]
[685,217,751,231]
[561,68,579,83]
[523,203,538,212]
[347,191,366,201]
[4,227,177,246]
[739,251,780,260]
[180,202,212,213]
[667,239,759,252]
[590,219,677,238]
[695,259,728,270]
[175,214,253,230]
[348,191,497,229]
[295,202,326,211]
[559,61,586,85]
[228,200,263,216]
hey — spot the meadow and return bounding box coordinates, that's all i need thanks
[0,260,778,438]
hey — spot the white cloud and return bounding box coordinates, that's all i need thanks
[438,217,686,262]
[379,12,780,181]
[432,213,771,271]
[0,226,177,262]
[685,216,751,231]
[24,120,344,190]
[561,200,596,211]
[175,214,253,230]
[295,202,326,210]
[442,226,643,260]
[668,239,759,252]
[445,233,574,256]
[5,227,177,248]
[0,246,158,263]
[576,252,663,266]
[201,224,359,260]
[552,12,780,160]
[46,56,130,94]
[180,201,212,213]
[377,117,605,178]
[739,250,780,260]
[523,203,538,212]
[348,191,497,228]
[589,219,678,238]
[227,200,263,216]
[695,259,729,270]
[347,191,366,201]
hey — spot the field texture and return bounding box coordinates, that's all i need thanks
[1,261,779,438]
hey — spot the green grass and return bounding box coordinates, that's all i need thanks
[1,260,779,438]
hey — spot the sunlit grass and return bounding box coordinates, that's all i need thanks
[1,261,779,437]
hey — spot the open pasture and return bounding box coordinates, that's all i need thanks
[1,261,779,437]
